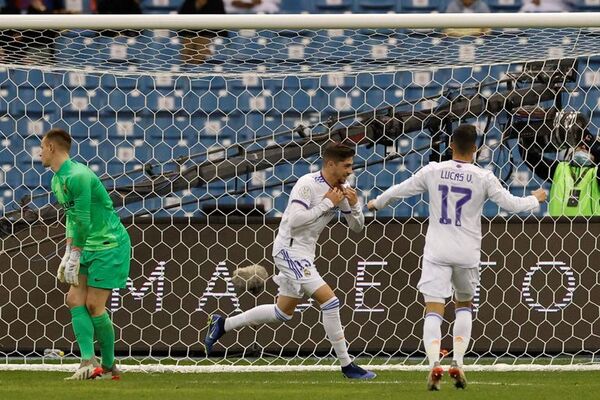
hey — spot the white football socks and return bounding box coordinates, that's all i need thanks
[321,297,352,367]
[224,304,292,332]
[423,312,443,368]
[452,307,472,367]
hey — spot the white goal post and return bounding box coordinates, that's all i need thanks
[0,12,600,373]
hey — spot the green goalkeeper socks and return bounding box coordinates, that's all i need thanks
[91,312,115,369]
[70,306,95,360]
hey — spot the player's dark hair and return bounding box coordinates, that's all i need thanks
[451,124,478,154]
[322,142,355,162]
[43,128,72,152]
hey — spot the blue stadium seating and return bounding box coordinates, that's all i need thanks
[399,0,444,12]
[2,4,599,218]
[7,87,54,115]
[281,0,308,12]
[486,0,523,12]
[314,0,354,13]
[354,0,399,13]
[570,0,600,11]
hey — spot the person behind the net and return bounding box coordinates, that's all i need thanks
[204,142,376,379]
[40,128,131,380]
[367,124,546,391]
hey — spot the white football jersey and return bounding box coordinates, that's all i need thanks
[273,171,364,263]
[373,160,539,267]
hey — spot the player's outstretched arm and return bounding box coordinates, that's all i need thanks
[486,173,545,212]
[367,167,429,211]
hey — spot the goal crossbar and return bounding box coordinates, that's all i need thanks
[0,13,599,30]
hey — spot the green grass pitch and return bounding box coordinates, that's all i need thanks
[1,370,599,400]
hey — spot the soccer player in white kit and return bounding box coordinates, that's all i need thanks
[204,142,376,380]
[367,124,546,390]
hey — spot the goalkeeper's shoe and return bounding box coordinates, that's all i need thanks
[64,360,103,381]
[204,314,226,355]
[427,362,444,391]
[449,361,467,389]
[341,362,376,380]
[96,364,122,381]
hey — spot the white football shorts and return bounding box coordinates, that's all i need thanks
[417,258,480,302]
[273,251,326,299]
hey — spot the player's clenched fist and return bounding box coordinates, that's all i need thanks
[367,199,378,211]
[531,188,547,203]
[64,249,81,286]
[343,187,358,207]
[325,187,344,206]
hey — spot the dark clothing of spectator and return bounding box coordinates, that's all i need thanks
[179,0,226,14]
[96,0,141,14]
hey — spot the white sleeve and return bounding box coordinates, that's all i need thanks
[287,180,334,228]
[373,166,430,210]
[287,199,334,229]
[342,201,365,232]
[485,173,539,212]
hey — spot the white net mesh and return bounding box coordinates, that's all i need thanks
[1,19,600,369]
[1,27,600,77]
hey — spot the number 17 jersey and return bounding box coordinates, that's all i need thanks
[373,160,539,267]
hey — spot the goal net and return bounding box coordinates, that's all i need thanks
[1,14,600,372]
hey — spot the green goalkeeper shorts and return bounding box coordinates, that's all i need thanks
[80,238,131,290]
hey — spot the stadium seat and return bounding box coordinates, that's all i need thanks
[399,0,444,12]
[7,87,55,115]
[0,116,18,139]
[568,88,600,114]
[319,72,357,90]
[280,0,309,12]
[181,89,232,115]
[13,116,50,138]
[578,67,600,89]
[354,0,398,13]
[53,87,109,114]
[51,115,121,141]
[0,67,9,87]
[570,0,600,11]
[100,75,140,91]
[486,0,523,12]
[0,89,10,115]
[20,163,47,188]
[236,89,273,113]
[64,71,101,89]
[314,0,354,13]
[7,69,59,89]
[145,91,183,113]
[143,33,182,70]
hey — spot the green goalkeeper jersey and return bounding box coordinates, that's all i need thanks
[51,158,129,251]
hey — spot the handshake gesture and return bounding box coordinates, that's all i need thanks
[325,186,359,207]
[57,243,82,286]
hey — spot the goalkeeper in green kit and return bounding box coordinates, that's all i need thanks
[40,128,131,380]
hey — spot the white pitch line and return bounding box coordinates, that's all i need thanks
[3,363,600,373]
[179,380,538,386]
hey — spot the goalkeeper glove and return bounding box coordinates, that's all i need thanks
[64,249,81,286]
[57,243,71,283]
